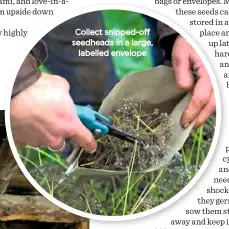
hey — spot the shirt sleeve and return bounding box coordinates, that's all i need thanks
[12,40,48,97]
[157,22,179,61]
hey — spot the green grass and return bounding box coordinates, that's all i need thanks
[19,114,215,216]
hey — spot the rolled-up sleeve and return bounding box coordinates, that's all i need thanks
[12,40,47,97]
[157,22,178,61]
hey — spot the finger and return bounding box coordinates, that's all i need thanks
[181,74,212,128]
[194,91,216,128]
[30,142,43,148]
[68,118,97,153]
[14,140,26,148]
[45,136,66,153]
[172,38,195,91]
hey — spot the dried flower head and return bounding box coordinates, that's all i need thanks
[79,98,174,171]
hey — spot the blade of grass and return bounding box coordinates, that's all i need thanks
[38,151,42,166]
[181,148,187,168]
[207,116,215,130]
[188,131,198,164]
[26,146,68,168]
[195,126,203,167]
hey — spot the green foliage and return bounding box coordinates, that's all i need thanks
[19,114,215,216]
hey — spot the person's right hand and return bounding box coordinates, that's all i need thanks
[10,72,97,153]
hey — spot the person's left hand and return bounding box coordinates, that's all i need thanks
[172,35,216,128]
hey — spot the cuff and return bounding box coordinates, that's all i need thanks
[157,23,178,61]
[12,40,47,97]
[12,53,41,97]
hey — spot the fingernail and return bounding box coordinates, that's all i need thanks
[90,148,97,154]
[183,122,190,129]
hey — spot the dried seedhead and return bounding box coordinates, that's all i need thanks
[79,98,174,171]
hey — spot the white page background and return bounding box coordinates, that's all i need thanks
[0,0,227,228]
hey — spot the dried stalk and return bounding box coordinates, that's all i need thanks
[78,98,174,171]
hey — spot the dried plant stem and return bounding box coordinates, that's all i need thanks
[50,181,54,196]
[77,99,174,172]
[113,114,121,125]
[134,115,155,133]
[123,116,140,215]
[130,183,150,214]
[80,161,96,167]
[90,180,107,216]
[113,174,144,215]
[83,187,92,214]
[130,168,165,214]
[19,155,39,169]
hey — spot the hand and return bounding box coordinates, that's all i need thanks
[172,35,216,128]
[10,73,97,153]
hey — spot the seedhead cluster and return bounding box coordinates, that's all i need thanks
[79,97,174,171]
